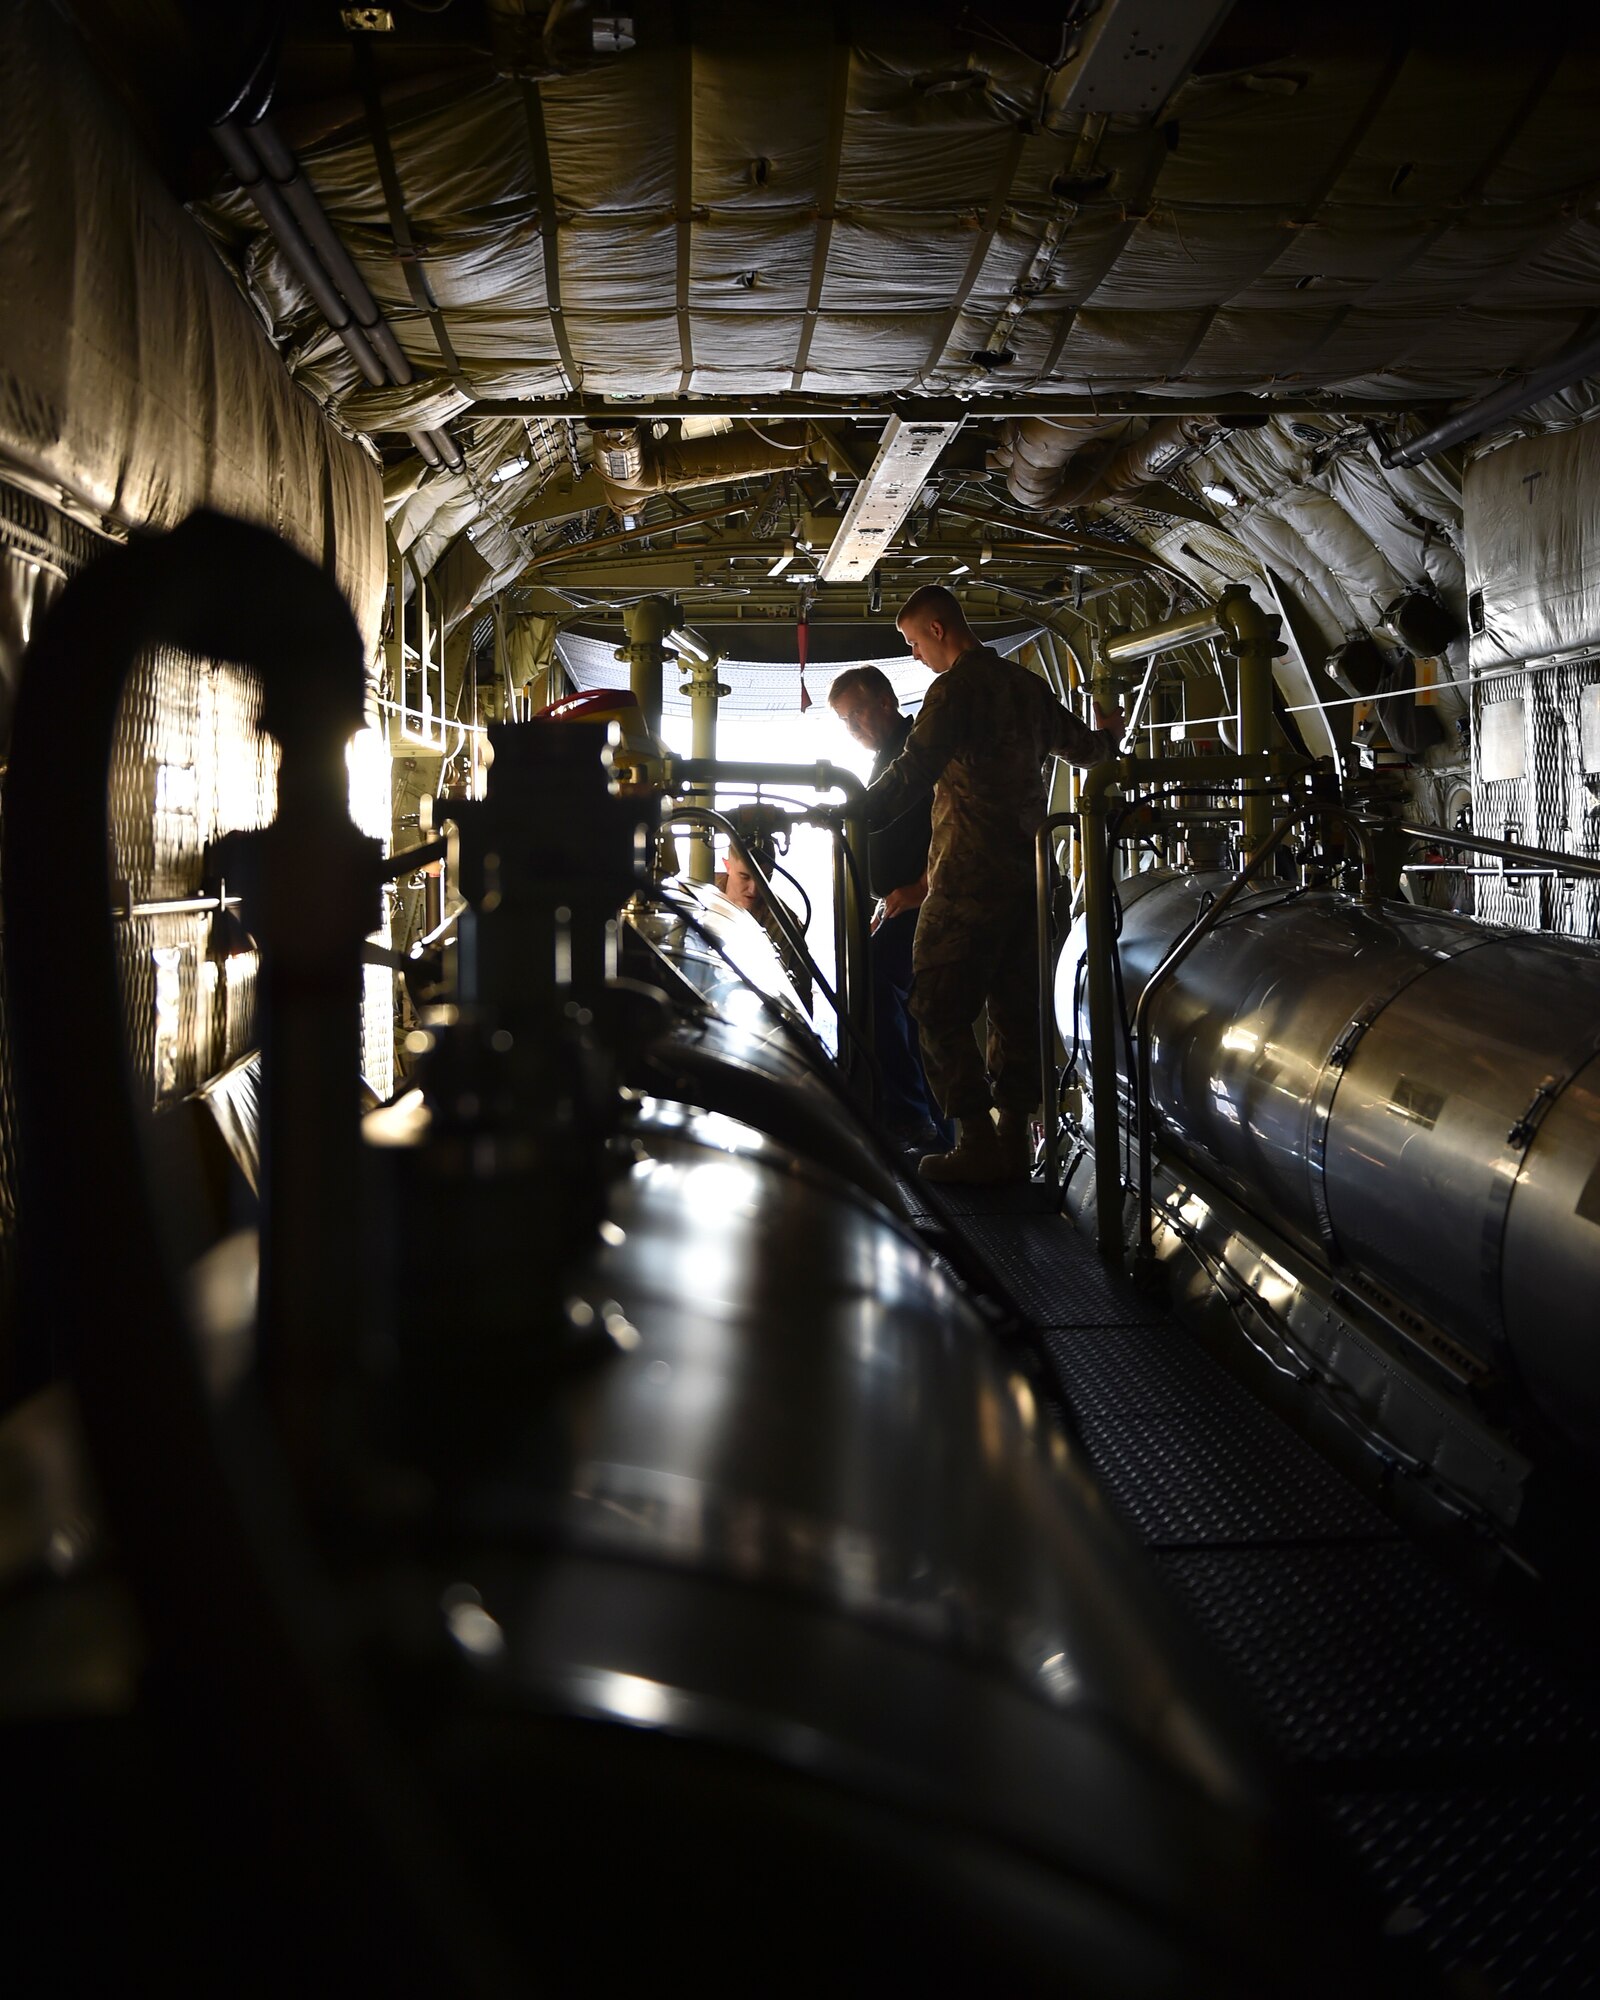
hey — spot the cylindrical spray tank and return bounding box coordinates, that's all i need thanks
[1056,874,1600,1449]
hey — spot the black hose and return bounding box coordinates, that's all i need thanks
[768,856,814,933]
[1,511,508,1994]
[665,805,861,1059]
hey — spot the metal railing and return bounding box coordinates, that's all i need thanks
[661,757,874,1100]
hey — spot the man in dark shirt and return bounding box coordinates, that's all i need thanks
[828,665,950,1149]
[858,585,1121,1184]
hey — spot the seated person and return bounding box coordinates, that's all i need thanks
[716,846,814,1012]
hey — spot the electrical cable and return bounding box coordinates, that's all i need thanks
[739,419,810,451]
[646,880,880,1089]
[663,807,848,1035]
[768,856,814,933]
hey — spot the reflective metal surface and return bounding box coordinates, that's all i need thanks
[455,1097,1252,1792]
[1503,1048,1600,1445]
[628,882,909,1211]
[1323,934,1600,1355]
[1057,876,1600,1446]
[628,883,809,1031]
[375,1093,1396,1991]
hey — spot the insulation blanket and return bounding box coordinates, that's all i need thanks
[0,0,385,656]
[1466,419,1600,670]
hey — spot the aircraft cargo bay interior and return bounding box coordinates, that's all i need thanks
[2,2,1599,1992]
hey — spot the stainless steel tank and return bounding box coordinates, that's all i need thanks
[626,889,909,1214]
[368,1087,1393,1992]
[1057,874,1600,1449]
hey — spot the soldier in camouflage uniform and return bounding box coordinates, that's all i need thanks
[859,584,1120,1184]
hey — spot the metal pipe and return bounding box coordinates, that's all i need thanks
[1385,820,1600,882]
[247,116,414,384]
[622,595,674,733]
[665,758,872,1090]
[1382,324,1600,469]
[110,892,242,919]
[473,392,1446,422]
[381,838,449,880]
[1401,862,1560,877]
[1120,654,1162,750]
[1102,603,1225,666]
[422,858,445,938]
[1077,765,1125,1260]
[1218,584,1283,849]
[212,120,388,388]
[1035,810,1078,1203]
[216,118,450,482]
[678,651,726,883]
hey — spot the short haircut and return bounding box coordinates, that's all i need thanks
[828,664,897,708]
[897,582,972,632]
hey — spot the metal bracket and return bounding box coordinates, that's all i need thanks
[1507,1079,1557,1151]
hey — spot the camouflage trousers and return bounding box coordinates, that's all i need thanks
[909,892,1040,1120]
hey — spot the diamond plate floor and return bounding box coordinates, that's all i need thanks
[900,1160,1600,1998]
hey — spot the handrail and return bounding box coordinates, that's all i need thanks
[1075,751,1310,1258]
[663,806,860,1058]
[1035,810,1080,1203]
[662,757,873,1101]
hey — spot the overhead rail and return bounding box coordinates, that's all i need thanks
[472,393,1452,424]
[210,114,462,472]
[1382,323,1600,468]
[1387,820,1600,882]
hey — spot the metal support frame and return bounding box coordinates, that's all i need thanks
[1069,751,1309,1261]
[621,594,674,732]
[1102,584,1284,849]
[663,757,872,1098]
[676,644,728,883]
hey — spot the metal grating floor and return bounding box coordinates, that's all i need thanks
[896,1154,1600,1997]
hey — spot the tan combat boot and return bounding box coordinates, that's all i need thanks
[995,1110,1035,1182]
[919,1115,1004,1184]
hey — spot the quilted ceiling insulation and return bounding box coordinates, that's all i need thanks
[166,3,1600,425]
[45,0,1600,693]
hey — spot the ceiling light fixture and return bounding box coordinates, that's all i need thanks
[817,417,959,584]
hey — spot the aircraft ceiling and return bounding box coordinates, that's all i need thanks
[52,0,1600,680]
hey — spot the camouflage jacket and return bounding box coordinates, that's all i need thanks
[861,644,1117,966]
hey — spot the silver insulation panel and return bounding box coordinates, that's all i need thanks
[0,480,394,1315]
